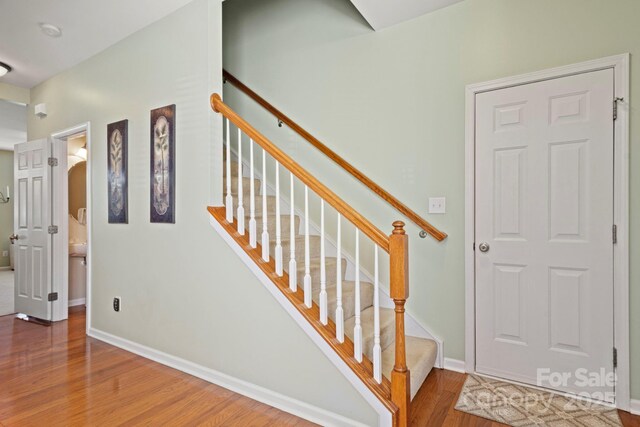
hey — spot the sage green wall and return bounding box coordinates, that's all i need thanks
[0,150,13,268]
[223,0,640,400]
[26,0,378,424]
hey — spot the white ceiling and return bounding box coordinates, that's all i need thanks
[349,0,464,30]
[0,101,27,151]
[0,0,195,88]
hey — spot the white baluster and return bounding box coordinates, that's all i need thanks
[289,173,297,291]
[303,185,312,308]
[319,200,327,324]
[354,229,362,362]
[373,244,382,383]
[249,139,257,248]
[225,119,233,223]
[261,149,269,261]
[335,214,344,342]
[275,162,283,275]
[236,129,245,235]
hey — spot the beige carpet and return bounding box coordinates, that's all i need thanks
[0,270,15,317]
[455,374,621,426]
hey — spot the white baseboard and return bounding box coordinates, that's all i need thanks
[88,327,368,427]
[443,358,466,373]
[0,266,11,271]
[69,298,86,307]
[630,399,640,415]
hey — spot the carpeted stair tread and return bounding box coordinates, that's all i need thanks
[237,213,301,241]
[382,336,437,400]
[223,160,239,173]
[224,176,261,197]
[270,235,321,260]
[287,257,346,289]
[319,281,374,322]
[344,307,396,361]
[232,195,278,216]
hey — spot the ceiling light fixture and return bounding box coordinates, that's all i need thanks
[39,23,62,38]
[75,147,87,161]
[0,62,12,77]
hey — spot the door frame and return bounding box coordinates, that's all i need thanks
[464,54,630,410]
[50,122,92,334]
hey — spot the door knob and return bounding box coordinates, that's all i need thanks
[9,233,19,243]
[478,242,490,253]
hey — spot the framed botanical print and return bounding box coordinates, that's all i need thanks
[107,119,128,224]
[150,104,176,223]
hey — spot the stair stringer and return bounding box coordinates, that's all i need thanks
[210,215,393,427]
[231,152,445,369]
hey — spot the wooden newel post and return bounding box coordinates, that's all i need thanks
[389,221,410,427]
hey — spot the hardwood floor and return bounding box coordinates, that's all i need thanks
[2,307,638,426]
[410,368,640,427]
[0,307,316,426]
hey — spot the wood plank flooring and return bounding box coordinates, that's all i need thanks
[410,368,640,426]
[0,307,316,426]
[2,307,638,426]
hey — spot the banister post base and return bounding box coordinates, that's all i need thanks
[391,368,411,427]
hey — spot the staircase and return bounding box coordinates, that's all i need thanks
[209,92,446,427]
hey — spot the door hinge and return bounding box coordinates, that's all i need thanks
[613,347,618,368]
[613,97,624,121]
[48,157,58,167]
[612,224,617,244]
[473,242,476,251]
[48,225,59,234]
[48,292,58,302]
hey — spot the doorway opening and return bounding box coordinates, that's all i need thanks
[50,123,92,331]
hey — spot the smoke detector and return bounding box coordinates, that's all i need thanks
[39,23,62,38]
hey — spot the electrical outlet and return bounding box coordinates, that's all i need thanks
[113,297,121,312]
[1,251,7,257]
[429,197,446,214]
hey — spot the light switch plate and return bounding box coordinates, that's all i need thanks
[1,251,7,257]
[429,197,446,214]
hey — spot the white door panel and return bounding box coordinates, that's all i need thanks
[475,69,614,400]
[14,139,52,320]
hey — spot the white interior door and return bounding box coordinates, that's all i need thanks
[475,69,615,400]
[14,139,52,320]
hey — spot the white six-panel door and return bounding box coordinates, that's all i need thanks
[475,69,615,400]
[14,139,52,320]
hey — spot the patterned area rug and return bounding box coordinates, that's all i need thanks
[455,374,621,426]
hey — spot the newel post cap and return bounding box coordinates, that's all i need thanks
[392,221,406,235]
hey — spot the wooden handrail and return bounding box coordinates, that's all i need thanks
[223,69,447,242]
[211,93,390,252]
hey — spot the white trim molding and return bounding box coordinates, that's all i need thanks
[68,298,86,307]
[464,54,631,411]
[443,358,466,374]
[88,327,368,427]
